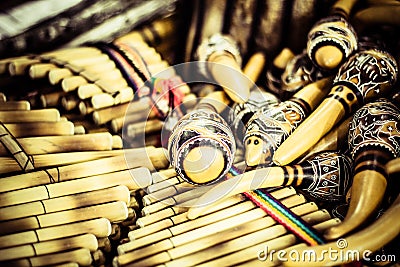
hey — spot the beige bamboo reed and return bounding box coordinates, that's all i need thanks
[40,91,66,108]
[61,76,88,92]
[91,103,130,125]
[141,185,214,216]
[0,100,30,111]
[0,109,60,123]
[147,177,181,193]
[0,167,150,207]
[3,121,74,137]
[117,200,319,267]
[8,58,42,76]
[242,52,267,83]
[40,47,101,60]
[0,147,153,175]
[0,132,114,156]
[51,262,79,267]
[78,99,95,115]
[0,233,98,262]
[0,185,130,221]
[29,63,58,79]
[126,188,295,245]
[91,88,134,110]
[0,218,111,249]
[151,168,178,184]
[0,148,160,192]
[80,68,122,83]
[142,182,194,206]
[3,248,93,267]
[124,119,163,138]
[0,55,32,74]
[0,201,128,235]
[386,157,400,175]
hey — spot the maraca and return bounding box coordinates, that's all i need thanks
[244,77,332,167]
[188,151,352,219]
[324,98,400,239]
[274,44,398,166]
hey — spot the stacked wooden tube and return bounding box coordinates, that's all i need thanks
[0,94,171,266]
[113,168,337,267]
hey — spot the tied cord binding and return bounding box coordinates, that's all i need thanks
[93,42,186,120]
[228,165,326,246]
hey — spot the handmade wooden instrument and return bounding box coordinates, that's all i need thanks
[324,98,400,240]
[167,91,234,185]
[274,45,398,166]
[306,0,359,71]
[244,77,332,167]
[196,33,251,103]
[188,151,352,219]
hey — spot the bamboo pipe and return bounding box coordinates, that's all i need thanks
[0,201,128,235]
[0,101,30,111]
[0,132,114,156]
[282,194,400,266]
[0,109,60,123]
[116,200,319,267]
[307,0,359,71]
[0,185,130,221]
[124,119,163,138]
[133,188,295,238]
[0,55,32,74]
[242,52,267,83]
[29,63,58,79]
[142,183,197,207]
[8,58,42,76]
[197,33,250,103]
[151,168,178,184]
[0,167,150,207]
[188,151,352,219]
[121,193,305,256]
[0,92,6,101]
[0,234,98,262]
[40,91,66,108]
[3,121,74,137]
[0,218,111,249]
[244,77,332,167]
[324,99,400,240]
[274,48,398,166]
[120,208,327,266]
[2,248,93,267]
[147,177,181,194]
[0,147,153,175]
[90,88,133,110]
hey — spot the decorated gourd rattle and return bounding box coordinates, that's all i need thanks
[324,98,400,239]
[188,151,352,219]
[167,91,235,185]
[307,0,358,71]
[274,42,399,166]
[244,77,332,167]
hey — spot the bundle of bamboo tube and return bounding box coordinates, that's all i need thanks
[112,170,337,267]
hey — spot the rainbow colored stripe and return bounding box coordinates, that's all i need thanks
[229,166,325,246]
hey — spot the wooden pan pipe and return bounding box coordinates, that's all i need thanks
[108,167,338,267]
